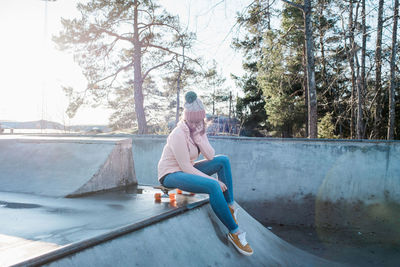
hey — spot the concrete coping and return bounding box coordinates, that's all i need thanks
[131,134,400,144]
[12,133,400,144]
[0,135,132,144]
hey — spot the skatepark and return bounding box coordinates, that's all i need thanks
[0,134,399,266]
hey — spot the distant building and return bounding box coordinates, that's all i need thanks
[166,115,240,136]
[206,115,240,136]
[87,127,103,134]
[0,124,14,134]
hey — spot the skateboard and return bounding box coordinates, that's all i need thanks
[176,189,196,196]
[153,185,196,202]
[153,185,177,202]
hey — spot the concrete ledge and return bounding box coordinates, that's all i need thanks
[0,136,136,197]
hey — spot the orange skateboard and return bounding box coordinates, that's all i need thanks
[153,185,177,202]
[176,189,195,196]
[153,185,196,202]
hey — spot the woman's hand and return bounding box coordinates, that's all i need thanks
[193,123,204,135]
[187,120,206,144]
[193,125,204,144]
[218,180,227,192]
[193,132,203,144]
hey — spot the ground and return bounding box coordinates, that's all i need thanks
[266,223,400,267]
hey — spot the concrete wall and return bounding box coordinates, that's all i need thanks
[131,135,400,243]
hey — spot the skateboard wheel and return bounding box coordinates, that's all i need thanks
[170,200,177,207]
[169,193,176,200]
[155,193,162,200]
[189,192,195,196]
[177,189,182,194]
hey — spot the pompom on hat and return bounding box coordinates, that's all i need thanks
[183,91,206,122]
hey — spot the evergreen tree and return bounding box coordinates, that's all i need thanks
[232,1,269,136]
[252,1,308,137]
[318,112,338,138]
[162,58,200,127]
[161,32,199,127]
[200,61,230,117]
[234,0,400,139]
[282,0,318,138]
[257,27,306,137]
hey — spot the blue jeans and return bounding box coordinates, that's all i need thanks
[163,155,239,233]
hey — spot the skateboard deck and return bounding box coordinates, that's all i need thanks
[153,185,195,202]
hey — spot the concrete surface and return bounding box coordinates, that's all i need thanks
[130,135,400,243]
[268,223,400,267]
[1,185,341,267]
[0,136,136,197]
[41,202,340,267]
[0,186,207,266]
[0,134,398,266]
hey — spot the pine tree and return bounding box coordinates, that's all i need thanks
[200,61,229,117]
[232,1,269,136]
[257,28,306,137]
[387,0,399,139]
[282,0,318,138]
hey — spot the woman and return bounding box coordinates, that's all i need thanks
[157,91,253,256]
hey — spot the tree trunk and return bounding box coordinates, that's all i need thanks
[212,86,215,115]
[281,0,317,138]
[374,0,384,139]
[357,0,366,139]
[348,0,356,139]
[304,0,318,138]
[303,44,309,137]
[351,1,364,139]
[335,49,343,137]
[267,0,271,30]
[387,0,399,139]
[229,91,232,133]
[318,0,327,90]
[229,91,232,120]
[175,74,181,126]
[175,53,185,126]
[133,0,147,134]
[355,52,364,139]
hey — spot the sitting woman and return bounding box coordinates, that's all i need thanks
[157,91,253,256]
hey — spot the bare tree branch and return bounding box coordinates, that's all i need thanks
[142,57,175,81]
[146,43,198,63]
[281,0,304,11]
[138,9,154,19]
[139,22,180,39]
[93,62,134,85]
[105,37,120,58]
[97,27,134,43]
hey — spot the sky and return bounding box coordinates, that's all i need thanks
[0,0,251,126]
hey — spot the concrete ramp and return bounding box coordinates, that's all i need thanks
[37,203,340,267]
[0,136,136,197]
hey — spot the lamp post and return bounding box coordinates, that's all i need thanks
[39,0,56,132]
